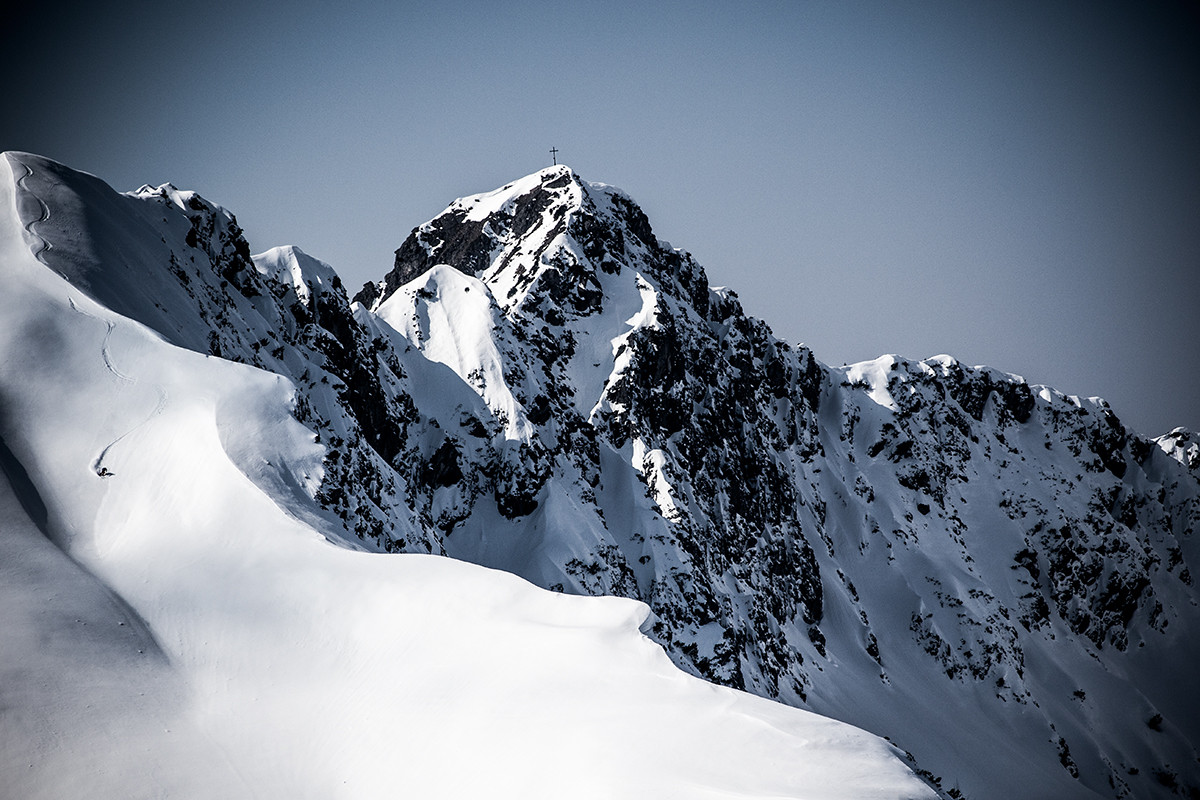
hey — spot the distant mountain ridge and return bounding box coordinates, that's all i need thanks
[5,152,1199,799]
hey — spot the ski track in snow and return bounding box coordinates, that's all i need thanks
[15,155,132,387]
[68,298,135,384]
[65,294,167,476]
[10,153,172,478]
[11,158,51,265]
[101,321,135,383]
[91,383,168,476]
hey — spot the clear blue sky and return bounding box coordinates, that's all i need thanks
[5,1,1198,436]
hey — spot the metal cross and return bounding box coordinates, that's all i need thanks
[550,147,559,166]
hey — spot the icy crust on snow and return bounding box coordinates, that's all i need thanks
[0,152,936,798]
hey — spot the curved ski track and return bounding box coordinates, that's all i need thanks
[7,155,170,477]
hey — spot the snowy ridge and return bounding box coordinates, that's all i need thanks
[1157,428,1200,473]
[0,152,935,798]
[360,165,1200,799]
[254,244,341,307]
[3,151,1199,799]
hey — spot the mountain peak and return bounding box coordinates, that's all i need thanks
[356,165,671,313]
[7,150,1200,800]
[356,165,589,309]
[447,163,583,223]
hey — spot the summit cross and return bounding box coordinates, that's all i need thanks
[550,147,558,166]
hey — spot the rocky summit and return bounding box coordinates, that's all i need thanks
[6,153,1199,799]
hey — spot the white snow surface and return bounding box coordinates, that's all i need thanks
[0,153,935,797]
[376,263,535,442]
[254,244,341,307]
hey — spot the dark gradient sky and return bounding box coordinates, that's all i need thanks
[5,1,1198,436]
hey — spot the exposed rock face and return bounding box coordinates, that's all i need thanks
[16,155,1200,800]
[351,168,1200,799]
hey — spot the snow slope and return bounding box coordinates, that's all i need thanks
[6,151,1198,800]
[356,165,1200,800]
[0,153,935,798]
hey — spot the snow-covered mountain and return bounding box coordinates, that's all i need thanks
[0,153,937,799]
[2,152,1197,799]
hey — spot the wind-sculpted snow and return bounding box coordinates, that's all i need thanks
[3,152,1198,799]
